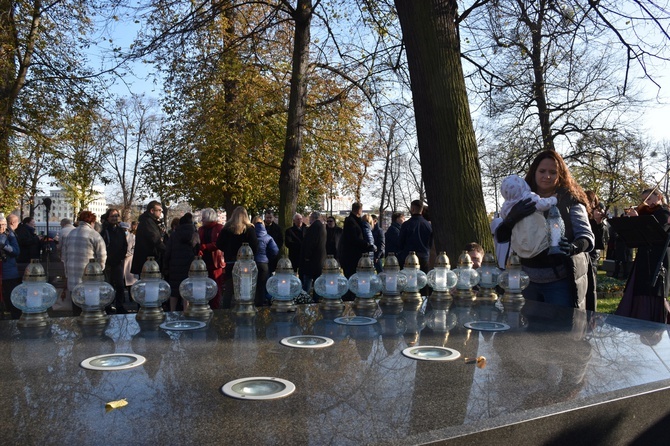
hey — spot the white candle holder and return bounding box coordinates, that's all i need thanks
[266,257,302,312]
[232,243,258,315]
[426,252,457,303]
[71,259,115,325]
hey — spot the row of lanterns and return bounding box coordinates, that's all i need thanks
[9,242,530,327]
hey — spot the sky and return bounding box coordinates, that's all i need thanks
[96,11,670,210]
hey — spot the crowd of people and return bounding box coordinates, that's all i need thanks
[1,149,669,324]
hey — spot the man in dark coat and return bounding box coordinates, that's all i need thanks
[284,213,305,272]
[398,200,433,272]
[371,215,385,273]
[131,201,166,275]
[101,208,129,313]
[15,217,41,276]
[300,212,327,300]
[338,202,374,280]
[325,215,342,258]
[384,212,404,259]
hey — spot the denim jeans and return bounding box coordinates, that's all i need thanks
[522,277,574,308]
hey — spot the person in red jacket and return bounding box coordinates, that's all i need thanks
[198,208,225,309]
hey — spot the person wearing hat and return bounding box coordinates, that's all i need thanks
[163,213,200,311]
[0,214,21,319]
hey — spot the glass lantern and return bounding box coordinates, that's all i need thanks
[181,256,219,319]
[476,252,501,303]
[426,252,458,303]
[546,205,565,255]
[348,254,382,310]
[497,252,530,308]
[378,253,407,306]
[266,257,302,312]
[131,256,171,322]
[232,243,258,315]
[71,258,115,325]
[314,255,349,310]
[453,251,480,301]
[11,259,58,327]
[400,251,427,303]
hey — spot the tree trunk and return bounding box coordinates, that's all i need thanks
[395,0,492,261]
[278,0,312,233]
[0,0,17,207]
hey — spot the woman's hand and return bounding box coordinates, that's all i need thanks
[504,198,536,227]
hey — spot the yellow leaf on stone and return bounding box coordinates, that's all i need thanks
[105,399,128,412]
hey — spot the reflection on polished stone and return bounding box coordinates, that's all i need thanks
[2,302,670,444]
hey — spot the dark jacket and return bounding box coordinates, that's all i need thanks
[0,230,20,279]
[216,225,259,271]
[385,221,401,257]
[300,219,327,277]
[266,222,284,250]
[254,223,279,264]
[338,213,372,277]
[131,211,166,275]
[102,223,128,267]
[163,223,200,291]
[285,224,305,270]
[326,225,342,257]
[15,223,40,262]
[372,223,385,262]
[398,214,432,265]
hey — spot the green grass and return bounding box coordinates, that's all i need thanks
[596,271,625,314]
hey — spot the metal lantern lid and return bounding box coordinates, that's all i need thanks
[356,254,375,273]
[384,253,400,271]
[404,251,420,269]
[506,251,522,269]
[236,243,254,261]
[322,255,342,274]
[82,259,105,281]
[23,259,48,283]
[482,252,497,267]
[188,256,209,277]
[275,257,294,274]
[140,257,162,279]
[434,252,451,269]
[457,251,473,268]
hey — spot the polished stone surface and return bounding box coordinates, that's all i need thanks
[1,299,670,445]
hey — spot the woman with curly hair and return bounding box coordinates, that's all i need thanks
[496,150,595,308]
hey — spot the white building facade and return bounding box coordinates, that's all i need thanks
[27,187,107,225]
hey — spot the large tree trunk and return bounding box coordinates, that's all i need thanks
[0,0,17,207]
[395,0,492,262]
[278,0,312,235]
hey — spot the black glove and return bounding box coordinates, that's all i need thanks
[504,198,536,227]
[558,237,576,256]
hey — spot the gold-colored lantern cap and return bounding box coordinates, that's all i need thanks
[434,252,451,268]
[356,254,375,272]
[322,255,341,273]
[384,253,400,270]
[23,259,47,282]
[82,258,105,281]
[236,243,254,261]
[506,251,522,269]
[457,251,473,267]
[482,252,497,266]
[275,256,294,274]
[188,256,209,277]
[140,257,162,279]
[404,251,420,269]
